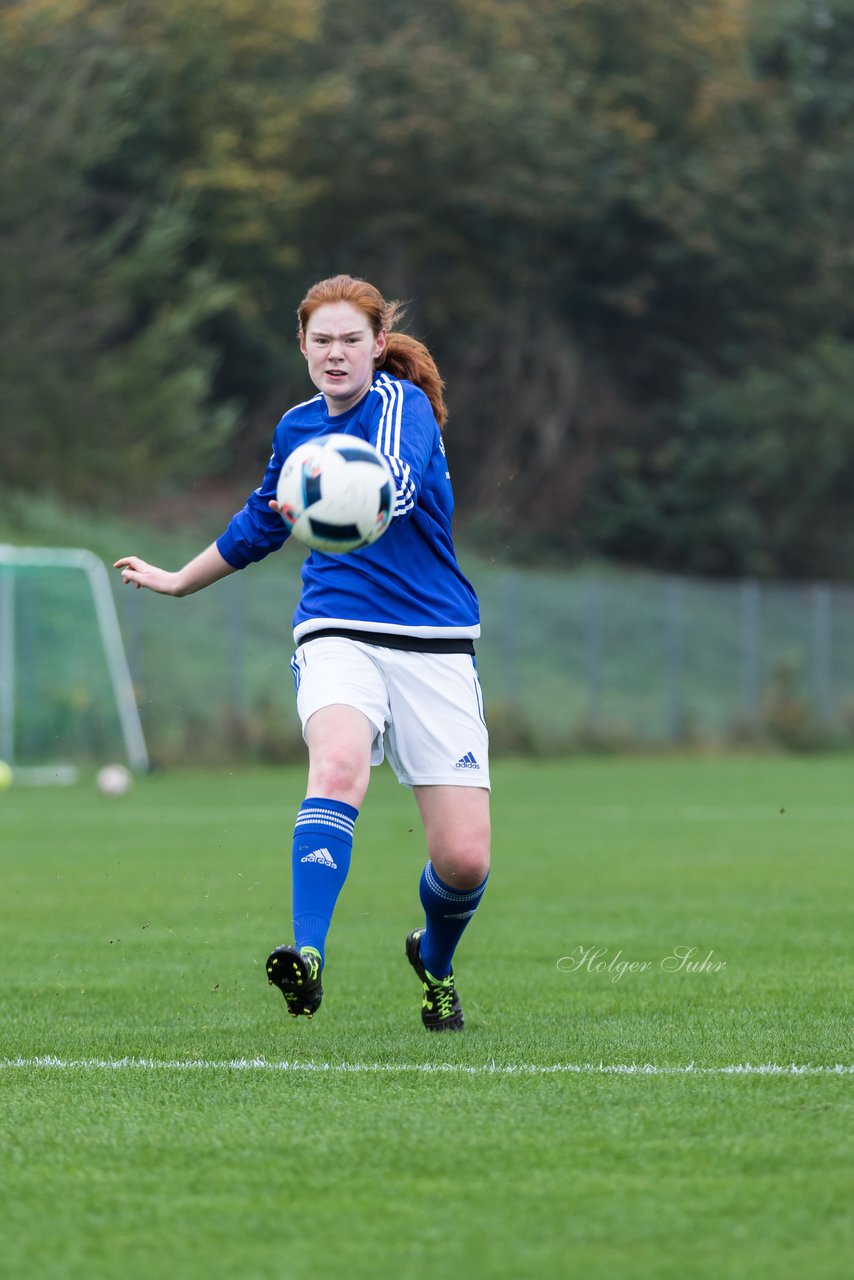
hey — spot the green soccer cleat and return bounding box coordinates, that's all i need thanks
[266,945,323,1018]
[405,929,464,1031]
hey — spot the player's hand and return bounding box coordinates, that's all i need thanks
[113,556,182,596]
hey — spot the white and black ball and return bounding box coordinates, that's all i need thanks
[275,434,394,554]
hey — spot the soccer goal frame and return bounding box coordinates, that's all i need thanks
[0,544,149,774]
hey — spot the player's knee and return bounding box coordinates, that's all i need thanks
[430,836,490,889]
[456,852,491,888]
[307,751,368,807]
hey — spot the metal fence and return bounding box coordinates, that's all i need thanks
[472,568,853,750]
[3,547,854,767]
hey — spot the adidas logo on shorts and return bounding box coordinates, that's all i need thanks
[300,847,338,869]
[454,752,480,770]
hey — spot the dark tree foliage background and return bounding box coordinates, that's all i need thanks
[1,0,853,578]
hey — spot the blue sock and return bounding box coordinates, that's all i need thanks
[291,797,357,967]
[418,862,489,979]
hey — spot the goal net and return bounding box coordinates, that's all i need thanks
[0,545,148,780]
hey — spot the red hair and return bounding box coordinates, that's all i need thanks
[297,274,447,428]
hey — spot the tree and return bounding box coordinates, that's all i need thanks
[581,0,854,576]
[0,0,316,501]
[3,0,853,577]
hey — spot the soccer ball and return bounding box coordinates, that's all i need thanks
[97,764,133,796]
[275,434,394,554]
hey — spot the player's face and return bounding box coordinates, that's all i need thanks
[301,302,387,415]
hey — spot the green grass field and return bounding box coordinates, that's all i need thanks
[1,755,852,1279]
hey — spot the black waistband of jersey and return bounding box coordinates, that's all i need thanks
[298,627,476,655]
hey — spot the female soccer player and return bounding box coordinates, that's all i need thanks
[115,274,490,1031]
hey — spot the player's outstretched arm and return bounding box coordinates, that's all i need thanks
[114,542,236,597]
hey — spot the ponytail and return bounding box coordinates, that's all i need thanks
[378,333,447,429]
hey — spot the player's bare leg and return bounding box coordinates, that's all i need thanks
[414,784,491,888]
[304,704,373,808]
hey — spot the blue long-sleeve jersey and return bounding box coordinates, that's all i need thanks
[216,371,480,644]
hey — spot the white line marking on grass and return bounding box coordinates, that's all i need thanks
[2,1057,852,1077]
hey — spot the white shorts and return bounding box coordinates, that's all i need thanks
[290,636,490,789]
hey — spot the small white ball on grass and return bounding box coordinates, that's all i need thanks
[0,760,13,792]
[96,764,133,796]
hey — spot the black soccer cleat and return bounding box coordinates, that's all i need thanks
[405,928,464,1031]
[266,945,323,1018]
